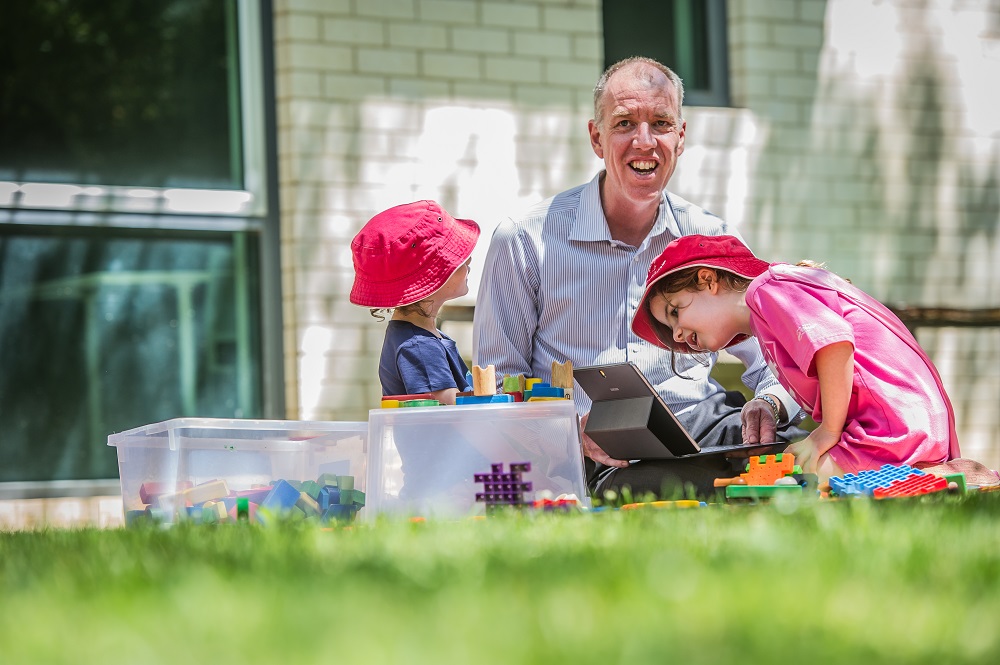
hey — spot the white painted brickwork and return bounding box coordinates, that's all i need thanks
[273,0,999,469]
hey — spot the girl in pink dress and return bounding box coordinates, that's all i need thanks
[631,234,960,483]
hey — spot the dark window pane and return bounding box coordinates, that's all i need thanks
[0,228,262,481]
[602,0,728,107]
[0,0,242,189]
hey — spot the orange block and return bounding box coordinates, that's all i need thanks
[741,453,796,485]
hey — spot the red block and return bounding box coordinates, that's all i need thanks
[873,473,948,499]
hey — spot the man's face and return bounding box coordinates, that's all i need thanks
[588,64,686,210]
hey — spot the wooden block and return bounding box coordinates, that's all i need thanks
[472,364,497,396]
[186,479,230,505]
[551,360,574,389]
[502,374,526,393]
[296,491,321,516]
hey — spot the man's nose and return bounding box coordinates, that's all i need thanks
[633,122,655,148]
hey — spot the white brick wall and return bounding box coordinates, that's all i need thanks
[273,0,999,469]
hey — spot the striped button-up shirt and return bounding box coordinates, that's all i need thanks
[472,172,800,421]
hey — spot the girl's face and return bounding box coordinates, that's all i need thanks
[437,257,472,302]
[648,274,742,353]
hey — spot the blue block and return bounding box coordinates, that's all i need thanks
[829,464,925,496]
[322,503,359,523]
[318,485,341,511]
[456,394,514,405]
[528,385,564,398]
[260,479,302,511]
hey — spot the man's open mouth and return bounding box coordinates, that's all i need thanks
[630,160,657,174]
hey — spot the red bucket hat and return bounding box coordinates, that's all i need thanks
[350,200,480,308]
[631,234,770,352]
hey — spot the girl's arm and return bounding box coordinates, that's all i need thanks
[429,387,460,406]
[788,341,854,473]
[814,340,855,444]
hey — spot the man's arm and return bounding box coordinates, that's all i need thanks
[472,220,539,381]
[725,336,801,424]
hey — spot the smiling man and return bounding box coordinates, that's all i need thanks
[473,57,805,498]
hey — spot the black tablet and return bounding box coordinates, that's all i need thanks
[574,362,786,460]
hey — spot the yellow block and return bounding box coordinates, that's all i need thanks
[381,399,400,408]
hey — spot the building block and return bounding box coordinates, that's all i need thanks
[381,400,400,408]
[456,394,514,405]
[551,360,574,399]
[726,484,803,500]
[621,500,705,510]
[317,473,339,488]
[318,486,341,511]
[235,486,272,504]
[829,464,915,496]
[139,481,192,505]
[742,454,797,485]
[872,473,949,499]
[201,500,228,523]
[472,364,497,396]
[296,491,321,516]
[502,374,526,394]
[230,499,256,523]
[338,475,354,491]
[260,479,301,512]
[528,385,564,398]
[400,399,440,407]
[186,479,230,505]
[943,472,966,493]
[382,393,434,402]
[474,462,533,509]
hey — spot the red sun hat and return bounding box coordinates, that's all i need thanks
[350,200,480,308]
[631,234,771,352]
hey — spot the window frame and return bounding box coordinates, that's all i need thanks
[0,0,284,499]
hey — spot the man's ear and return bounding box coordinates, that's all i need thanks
[697,267,718,292]
[588,119,604,159]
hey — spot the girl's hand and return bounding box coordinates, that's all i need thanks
[787,428,840,474]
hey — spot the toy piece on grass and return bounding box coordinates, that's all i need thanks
[550,360,574,399]
[828,464,949,499]
[714,453,807,500]
[474,462,533,511]
[472,364,497,396]
[621,500,706,510]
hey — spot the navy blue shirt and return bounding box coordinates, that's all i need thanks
[379,320,472,396]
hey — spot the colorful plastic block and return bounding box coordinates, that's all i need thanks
[456,394,514,405]
[474,462,533,509]
[726,484,803,499]
[829,464,919,497]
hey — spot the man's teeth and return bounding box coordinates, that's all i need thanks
[631,160,656,171]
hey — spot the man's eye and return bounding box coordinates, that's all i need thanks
[616,119,630,128]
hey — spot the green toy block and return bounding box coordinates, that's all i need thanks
[317,473,339,488]
[943,472,966,493]
[299,480,321,500]
[339,488,366,506]
[338,475,355,491]
[726,484,803,500]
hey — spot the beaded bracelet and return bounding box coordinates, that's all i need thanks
[752,394,782,423]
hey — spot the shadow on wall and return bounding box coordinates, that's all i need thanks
[747,0,1000,467]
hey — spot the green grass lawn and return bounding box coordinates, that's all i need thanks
[2,494,999,664]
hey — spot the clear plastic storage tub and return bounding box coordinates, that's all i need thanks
[108,418,367,525]
[366,400,589,519]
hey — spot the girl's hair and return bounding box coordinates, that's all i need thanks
[644,261,827,378]
[369,299,435,322]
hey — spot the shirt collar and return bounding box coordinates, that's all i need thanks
[569,171,680,244]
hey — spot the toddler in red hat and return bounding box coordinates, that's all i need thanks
[631,234,960,484]
[351,200,480,405]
